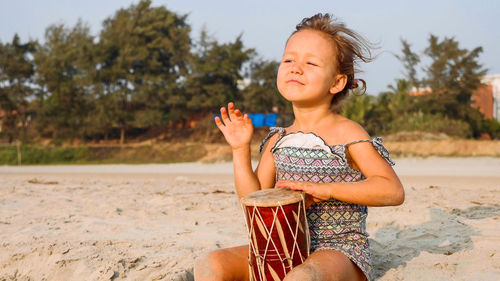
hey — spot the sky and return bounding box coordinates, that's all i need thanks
[1,0,499,95]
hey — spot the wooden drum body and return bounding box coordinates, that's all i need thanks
[241,188,310,281]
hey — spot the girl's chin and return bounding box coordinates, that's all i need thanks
[279,91,304,101]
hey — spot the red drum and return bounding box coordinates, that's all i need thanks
[241,188,310,281]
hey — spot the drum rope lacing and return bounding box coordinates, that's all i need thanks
[243,193,310,279]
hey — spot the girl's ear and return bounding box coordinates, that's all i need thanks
[329,74,347,95]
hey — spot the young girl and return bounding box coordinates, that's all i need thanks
[194,13,404,281]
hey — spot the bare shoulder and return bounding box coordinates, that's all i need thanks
[331,117,370,144]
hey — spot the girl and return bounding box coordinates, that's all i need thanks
[194,13,404,281]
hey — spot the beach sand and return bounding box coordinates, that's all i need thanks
[1,157,499,280]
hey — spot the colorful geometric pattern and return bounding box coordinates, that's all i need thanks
[261,127,395,281]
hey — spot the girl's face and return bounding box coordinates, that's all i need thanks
[277,29,345,107]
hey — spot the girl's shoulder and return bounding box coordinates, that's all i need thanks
[323,116,370,145]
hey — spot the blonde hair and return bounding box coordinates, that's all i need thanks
[291,13,373,105]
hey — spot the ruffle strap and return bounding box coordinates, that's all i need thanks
[259,127,285,154]
[345,137,395,166]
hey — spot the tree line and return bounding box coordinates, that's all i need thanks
[1,0,498,146]
[343,36,499,139]
[0,0,288,145]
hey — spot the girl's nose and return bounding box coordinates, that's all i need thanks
[290,62,303,74]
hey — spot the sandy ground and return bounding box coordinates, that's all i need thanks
[1,157,499,281]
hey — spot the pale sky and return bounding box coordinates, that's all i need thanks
[1,0,499,94]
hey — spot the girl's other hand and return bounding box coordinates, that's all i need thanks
[215,102,254,151]
[275,180,331,208]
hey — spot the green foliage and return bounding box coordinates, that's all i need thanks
[343,80,414,135]
[0,34,37,143]
[2,2,497,144]
[395,39,421,89]
[388,112,472,138]
[0,143,208,165]
[423,35,486,97]
[415,35,486,137]
[34,21,96,139]
[184,29,254,115]
[378,34,489,138]
[341,91,374,126]
[480,119,500,139]
[0,145,92,165]
[97,0,191,142]
[0,0,259,144]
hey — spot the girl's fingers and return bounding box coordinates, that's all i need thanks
[275,181,287,188]
[276,181,313,195]
[221,103,244,124]
[227,102,241,121]
[227,102,237,121]
[220,107,230,124]
[276,180,300,189]
[244,113,253,126]
[289,185,305,191]
[214,116,224,129]
[228,103,245,122]
[234,109,242,118]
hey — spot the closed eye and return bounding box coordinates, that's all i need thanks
[307,62,318,66]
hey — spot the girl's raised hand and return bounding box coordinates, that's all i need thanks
[215,102,254,151]
[275,180,332,208]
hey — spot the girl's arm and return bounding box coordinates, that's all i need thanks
[276,123,404,207]
[215,103,276,198]
[334,139,404,206]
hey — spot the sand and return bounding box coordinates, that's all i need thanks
[1,157,499,280]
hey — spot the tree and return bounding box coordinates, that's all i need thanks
[98,0,191,144]
[184,29,254,117]
[422,35,487,135]
[395,39,421,90]
[341,91,374,127]
[391,35,488,137]
[0,35,37,143]
[35,21,96,141]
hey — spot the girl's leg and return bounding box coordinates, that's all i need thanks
[283,249,366,281]
[194,245,250,281]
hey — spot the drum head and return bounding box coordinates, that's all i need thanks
[241,188,304,207]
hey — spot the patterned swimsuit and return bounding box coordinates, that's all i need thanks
[260,127,395,281]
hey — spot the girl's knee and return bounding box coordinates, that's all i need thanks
[194,250,226,281]
[283,263,319,281]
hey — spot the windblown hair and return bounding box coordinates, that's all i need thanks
[292,13,373,106]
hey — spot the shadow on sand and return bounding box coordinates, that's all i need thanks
[175,204,500,281]
[370,205,500,279]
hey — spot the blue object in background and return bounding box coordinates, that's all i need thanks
[214,113,277,127]
[248,113,265,127]
[264,113,277,127]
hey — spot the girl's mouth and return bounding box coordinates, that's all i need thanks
[287,79,304,85]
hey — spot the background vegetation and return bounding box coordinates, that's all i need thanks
[1,0,499,165]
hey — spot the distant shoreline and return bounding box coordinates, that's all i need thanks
[2,157,500,178]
